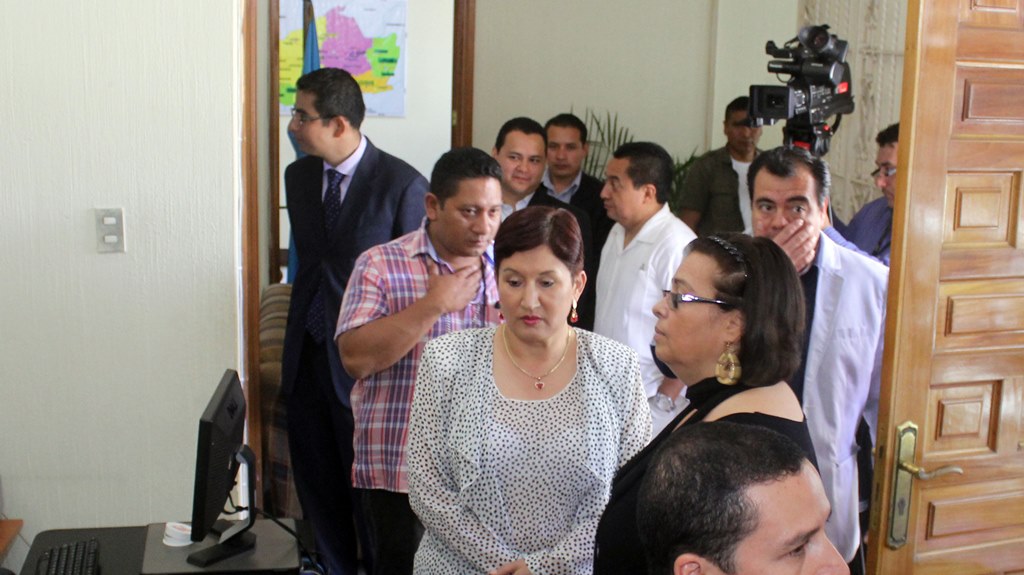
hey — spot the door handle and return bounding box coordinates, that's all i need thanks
[898,460,964,481]
[886,421,966,549]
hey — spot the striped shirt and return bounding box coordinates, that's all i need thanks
[337,224,501,492]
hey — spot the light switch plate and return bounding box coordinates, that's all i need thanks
[95,208,126,253]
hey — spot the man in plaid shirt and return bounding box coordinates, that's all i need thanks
[335,147,504,575]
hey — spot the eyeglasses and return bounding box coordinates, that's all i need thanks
[290,108,333,126]
[662,290,738,310]
[871,166,897,178]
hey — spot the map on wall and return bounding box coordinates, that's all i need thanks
[279,0,408,117]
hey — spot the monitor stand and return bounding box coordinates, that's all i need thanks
[187,446,257,567]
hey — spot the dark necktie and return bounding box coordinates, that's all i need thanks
[305,169,345,343]
[323,169,344,232]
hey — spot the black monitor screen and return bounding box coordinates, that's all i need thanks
[190,369,247,543]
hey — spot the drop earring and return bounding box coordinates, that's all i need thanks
[569,300,579,324]
[716,342,741,385]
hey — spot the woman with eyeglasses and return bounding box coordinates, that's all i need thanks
[408,206,651,575]
[592,233,817,575]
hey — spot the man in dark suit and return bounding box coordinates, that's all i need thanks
[491,116,596,329]
[543,113,615,254]
[281,67,428,575]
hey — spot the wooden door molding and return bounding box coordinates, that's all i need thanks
[452,0,475,147]
[869,0,1024,571]
[268,0,282,285]
[241,0,264,507]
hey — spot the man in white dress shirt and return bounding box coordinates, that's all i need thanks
[594,142,696,434]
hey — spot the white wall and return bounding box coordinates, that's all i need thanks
[473,0,796,164]
[0,1,242,571]
[800,0,907,221]
[708,0,798,151]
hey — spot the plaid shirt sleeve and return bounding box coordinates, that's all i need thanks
[336,248,390,338]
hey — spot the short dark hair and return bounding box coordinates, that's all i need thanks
[612,141,674,204]
[544,113,588,143]
[876,122,899,147]
[684,233,804,388]
[494,206,584,275]
[637,421,809,574]
[747,146,831,207]
[494,117,547,151]
[296,68,366,129]
[724,96,750,121]
[429,148,503,205]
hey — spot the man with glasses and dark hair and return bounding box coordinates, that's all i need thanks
[281,66,428,575]
[637,422,848,575]
[749,146,887,575]
[844,123,899,266]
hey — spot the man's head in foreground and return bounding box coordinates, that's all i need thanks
[637,421,847,575]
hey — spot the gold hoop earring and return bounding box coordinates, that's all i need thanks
[716,342,741,385]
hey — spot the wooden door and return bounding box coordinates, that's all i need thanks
[868,0,1024,572]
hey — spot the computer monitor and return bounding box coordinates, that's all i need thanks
[187,369,256,567]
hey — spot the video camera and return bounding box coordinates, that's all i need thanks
[748,24,854,157]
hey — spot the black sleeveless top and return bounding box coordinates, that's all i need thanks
[592,377,817,575]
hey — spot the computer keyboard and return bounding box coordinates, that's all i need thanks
[36,538,99,575]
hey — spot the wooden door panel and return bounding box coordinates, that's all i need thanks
[959,26,1024,60]
[942,171,1019,248]
[871,0,1024,571]
[936,280,1024,351]
[928,371,1024,458]
[930,351,1024,382]
[924,380,1000,456]
[927,486,1024,540]
[954,67,1024,136]
[960,0,1024,31]
[916,540,1024,575]
[917,476,1024,550]
[941,248,1024,279]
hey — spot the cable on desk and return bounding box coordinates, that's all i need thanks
[226,494,325,574]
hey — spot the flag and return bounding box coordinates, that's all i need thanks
[287,0,321,283]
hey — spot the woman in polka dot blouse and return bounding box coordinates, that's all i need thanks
[408,207,651,575]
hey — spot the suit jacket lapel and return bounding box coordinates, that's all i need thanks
[332,139,381,241]
[294,158,328,249]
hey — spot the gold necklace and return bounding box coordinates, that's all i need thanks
[501,324,572,390]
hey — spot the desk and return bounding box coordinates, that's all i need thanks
[23,520,301,574]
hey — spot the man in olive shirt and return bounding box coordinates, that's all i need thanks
[678,96,762,236]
